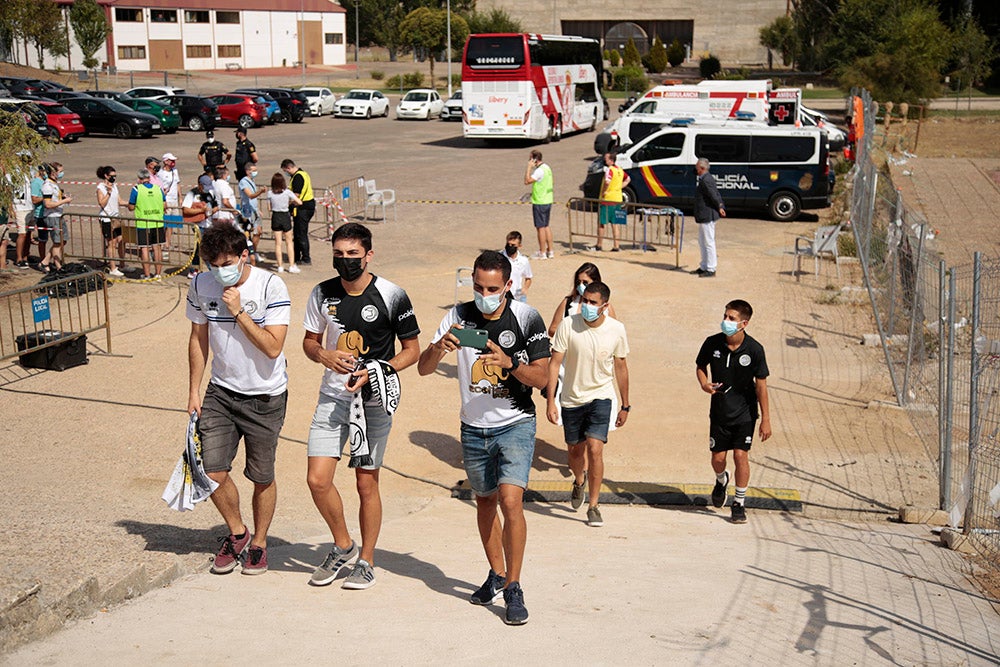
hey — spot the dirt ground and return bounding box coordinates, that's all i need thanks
[0,94,993,651]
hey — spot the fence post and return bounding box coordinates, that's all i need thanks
[964,252,981,534]
[944,269,957,511]
[901,222,926,403]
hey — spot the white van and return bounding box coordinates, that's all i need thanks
[582,120,832,221]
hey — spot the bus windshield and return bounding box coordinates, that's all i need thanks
[465,35,524,69]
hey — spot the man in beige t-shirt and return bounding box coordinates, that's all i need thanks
[545,281,630,527]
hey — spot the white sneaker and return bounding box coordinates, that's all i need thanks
[288,264,301,274]
[108,269,124,277]
[532,251,546,260]
[277,266,285,273]
[547,250,554,259]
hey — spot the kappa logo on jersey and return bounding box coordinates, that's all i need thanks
[498,330,516,348]
[361,305,379,322]
[469,358,510,398]
[244,300,259,316]
[337,330,369,356]
[323,297,340,317]
[739,354,751,367]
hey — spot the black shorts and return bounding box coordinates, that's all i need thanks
[709,421,755,452]
[532,204,552,228]
[270,210,292,232]
[136,226,165,246]
[100,219,123,241]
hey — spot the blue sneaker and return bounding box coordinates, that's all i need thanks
[469,569,506,605]
[503,582,529,625]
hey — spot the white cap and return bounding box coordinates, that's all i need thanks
[162,152,178,161]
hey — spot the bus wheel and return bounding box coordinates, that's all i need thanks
[553,115,562,142]
[588,111,597,132]
[544,118,553,144]
[768,192,801,222]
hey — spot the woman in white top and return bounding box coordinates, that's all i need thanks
[96,165,128,277]
[40,162,72,273]
[264,172,302,273]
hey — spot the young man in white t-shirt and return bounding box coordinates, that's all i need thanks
[418,250,551,626]
[546,281,630,528]
[212,165,237,225]
[500,230,532,302]
[186,224,291,576]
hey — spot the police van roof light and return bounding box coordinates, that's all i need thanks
[668,117,696,126]
[734,111,757,120]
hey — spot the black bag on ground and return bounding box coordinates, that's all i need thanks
[36,263,106,298]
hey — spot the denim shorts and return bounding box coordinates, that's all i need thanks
[308,392,392,470]
[460,417,536,496]
[199,382,288,484]
[561,398,612,445]
[46,216,67,244]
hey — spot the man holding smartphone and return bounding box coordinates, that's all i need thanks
[418,250,550,625]
[302,223,420,590]
[524,150,554,260]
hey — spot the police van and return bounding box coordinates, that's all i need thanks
[581,120,832,222]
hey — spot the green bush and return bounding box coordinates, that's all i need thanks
[623,38,642,67]
[371,70,385,81]
[403,71,425,88]
[699,54,721,79]
[386,74,402,88]
[648,36,668,73]
[609,50,621,67]
[450,73,461,89]
[612,66,648,92]
[667,39,685,67]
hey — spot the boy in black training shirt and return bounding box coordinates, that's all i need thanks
[695,299,772,524]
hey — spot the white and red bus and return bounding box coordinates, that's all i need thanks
[461,33,607,142]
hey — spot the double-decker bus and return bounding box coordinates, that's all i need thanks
[461,33,607,142]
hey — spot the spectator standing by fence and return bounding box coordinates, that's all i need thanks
[96,166,127,277]
[692,158,726,278]
[182,174,220,279]
[160,152,183,253]
[129,168,166,279]
[40,163,71,273]
[28,165,46,269]
[596,152,628,253]
[281,159,315,266]
[264,172,301,274]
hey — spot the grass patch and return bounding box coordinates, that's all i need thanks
[801,87,844,100]
[926,109,1000,119]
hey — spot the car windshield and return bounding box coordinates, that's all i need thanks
[302,90,319,98]
[404,92,428,102]
[451,92,462,100]
[105,100,133,113]
[44,104,72,114]
[345,91,371,100]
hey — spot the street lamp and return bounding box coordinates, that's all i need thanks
[446,0,452,97]
[355,0,360,79]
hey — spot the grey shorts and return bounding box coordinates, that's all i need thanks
[307,392,392,470]
[199,382,288,484]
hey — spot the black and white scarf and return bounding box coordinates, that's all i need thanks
[347,359,400,468]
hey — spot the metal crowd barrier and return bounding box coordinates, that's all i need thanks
[0,270,111,362]
[565,198,685,267]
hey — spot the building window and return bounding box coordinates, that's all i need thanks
[150,9,177,23]
[184,10,210,23]
[216,11,240,24]
[324,33,344,45]
[186,45,212,58]
[114,8,143,22]
[118,45,147,59]
[218,45,241,58]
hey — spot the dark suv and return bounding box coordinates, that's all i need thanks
[235,88,306,123]
[153,94,221,131]
[60,97,159,138]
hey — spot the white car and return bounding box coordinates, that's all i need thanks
[333,89,390,119]
[124,85,186,99]
[396,89,444,120]
[440,90,462,121]
[300,86,336,116]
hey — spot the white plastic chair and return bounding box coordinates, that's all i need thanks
[795,223,844,281]
[364,179,396,222]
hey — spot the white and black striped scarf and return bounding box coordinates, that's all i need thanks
[347,359,400,468]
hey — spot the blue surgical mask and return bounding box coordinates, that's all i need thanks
[211,259,244,287]
[474,289,505,314]
[576,283,587,296]
[581,303,602,322]
[721,320,740,336]
[57,170,65,179]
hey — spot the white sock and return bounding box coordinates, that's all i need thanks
[716,471,728,484]
[734,486,747,505]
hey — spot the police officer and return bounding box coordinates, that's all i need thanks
[234,128,258,181]
[198,130,231,175]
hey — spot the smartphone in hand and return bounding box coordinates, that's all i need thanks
[453,327,489,350]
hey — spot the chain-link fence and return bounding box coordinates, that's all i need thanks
[849,88,1000,568]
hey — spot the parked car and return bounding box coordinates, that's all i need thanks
[60,97,160,138]
[440,90,462,121]
[236,87,306,123]
[299,87,336,116]
[125,85,186,98]
[31,90,92,102]
[238,91,280,124]
[86,90,134,103]
[152,94,220,131]
[122,97,180,133]
[208,94,267,129]
[396,89,443,120]
[35,100,85,143]
[0,77,51,97]
[334,89,390,119]
[0,98,53,138]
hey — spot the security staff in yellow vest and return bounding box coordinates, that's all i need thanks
[128,168,167,279]
[281,158,315,265]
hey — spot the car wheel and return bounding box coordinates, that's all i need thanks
[238,114,253,129]
[365,107,371,119]
[114,122,133,139]
[64,133,79,143]
[768,192,801,222]
[188,115,204,131]
[280,109,291,123]
[622,186,637,206]
[292,113,303,124]
[382,106,389,118]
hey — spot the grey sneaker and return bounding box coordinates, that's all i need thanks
[586,505,604,527]
[570,474,587,511]
[469,569,506,605]
[711,471,730,508]
[342,558,376,590]
[503,582,529,625]
[309,541,359,586]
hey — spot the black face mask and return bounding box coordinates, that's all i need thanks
[334,256,365,282]
[108,175,117,183]
[505,244,518,256]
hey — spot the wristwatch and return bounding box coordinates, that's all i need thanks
[509,355,521,371]
[620,405,631,412]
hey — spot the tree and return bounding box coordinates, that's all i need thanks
[790,0,839,71]
[398,6,469,83]
[465,7,522,34]
[666,39,685,67]
[622,37,642,67]
[70,0,110,69]
[759,15,799,67]
[23,0,67,68]
[949,14,995,103]
[647,36,668,73]
[700,54,722,78]
[0,111,55,220]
